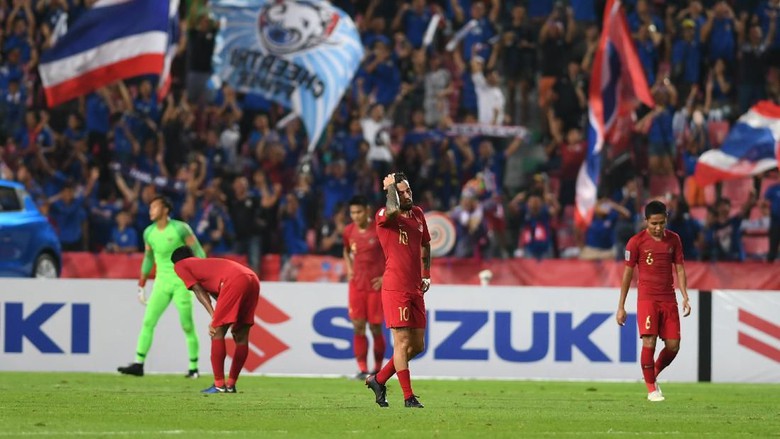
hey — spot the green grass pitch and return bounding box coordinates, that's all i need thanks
[0,372,778,438]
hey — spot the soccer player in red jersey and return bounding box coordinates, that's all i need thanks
[171,246,260,394]
[617,200,692,402]
[343,195,386,380]
[366,172,431,409]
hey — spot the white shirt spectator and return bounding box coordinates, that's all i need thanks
[472,71,505,125]
[361,117,393,164]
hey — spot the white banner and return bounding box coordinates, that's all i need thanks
[711,290,780,382]
[0,280,698,381]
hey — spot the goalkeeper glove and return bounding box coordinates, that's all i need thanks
[137,285,148,305]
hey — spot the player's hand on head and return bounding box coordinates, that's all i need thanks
[137,285,148,306]
[383,174,395,190]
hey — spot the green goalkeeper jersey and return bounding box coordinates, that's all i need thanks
[143,219,203,280]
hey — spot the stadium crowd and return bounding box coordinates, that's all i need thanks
[2,0,780,274]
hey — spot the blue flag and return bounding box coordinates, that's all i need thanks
[211,0,364,152]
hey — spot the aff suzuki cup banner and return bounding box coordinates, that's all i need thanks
[711,290,780,382]
[210,0,363,151]
[0,280,700,381]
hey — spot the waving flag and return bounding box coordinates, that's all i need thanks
[211,0,363,152]
[39,0,170,107]
[694,101,780,186]
[158,0,181,100]
[575,0,654,229]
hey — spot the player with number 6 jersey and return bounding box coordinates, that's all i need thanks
[617,200,692,403]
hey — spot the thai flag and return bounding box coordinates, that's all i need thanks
[574,0,654,229]
[158,0,181,100]
[694,101,780,186]
[39,0,170,107]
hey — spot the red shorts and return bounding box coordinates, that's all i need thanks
[348,283,383,324]
[382,289,426,329]
[212,274,260,328]
[636,300,681,340]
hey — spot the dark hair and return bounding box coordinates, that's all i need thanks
[645,200,667,218]
[393,172,408,184]
[150,195,173,212]
[348,195,369,207]
[171,246,194,264]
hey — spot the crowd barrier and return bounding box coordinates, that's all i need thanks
[62,252,780,290]
[2,279,778,382]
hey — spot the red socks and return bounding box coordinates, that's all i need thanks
[227,344,249,387]
[211,339,226,387]
[354,334,368,373]
[641,346,657,392]
[376,357,396,384]
[397,369,413,399]
[655,347,678,378]
[372,332,386,372]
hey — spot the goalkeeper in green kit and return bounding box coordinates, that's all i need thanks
[118,195,206,378]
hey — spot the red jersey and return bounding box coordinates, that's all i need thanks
[624,229,684,302]
[376,205,431,292]
[343,221,385,291]
[174,258,257,296]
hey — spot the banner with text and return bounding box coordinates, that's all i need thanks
[0,280,700,381]
[711,290,780,382]
[210,0,363,151]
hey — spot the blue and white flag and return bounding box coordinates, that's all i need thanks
[211,0,363,152]
[694,101,780,186]
[39,0,170,107]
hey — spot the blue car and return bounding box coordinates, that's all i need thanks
[0,180,61,278]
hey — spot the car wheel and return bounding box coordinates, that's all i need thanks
[33,253,59,278]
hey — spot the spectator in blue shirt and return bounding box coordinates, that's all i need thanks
[393,0,432,49]
[321,159,354,220]
[627,0,665,35]
[4,18,33,64]
[461,1,496,63]
[667,195,703,261]
[106,210,139,253]
[701,2,737,62]
[572,0,596,23]
[63,113,87,146]
[1,79,26,138]
[738,18,775,114]
[671,19,703,94]
[754,0,780,50]
[85,90,112,164]
[635,24,662,86]
[637,84,678,176]
[526,0,554,22]
[580,196,631,260]
[363,39,401,107]
[511,190,557,260]
[133,80,160,122]
[280,192,309,256]
[48,183,88,251]
[445,0,472,25]
[89,184,122,252]
[703,196,756,262]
